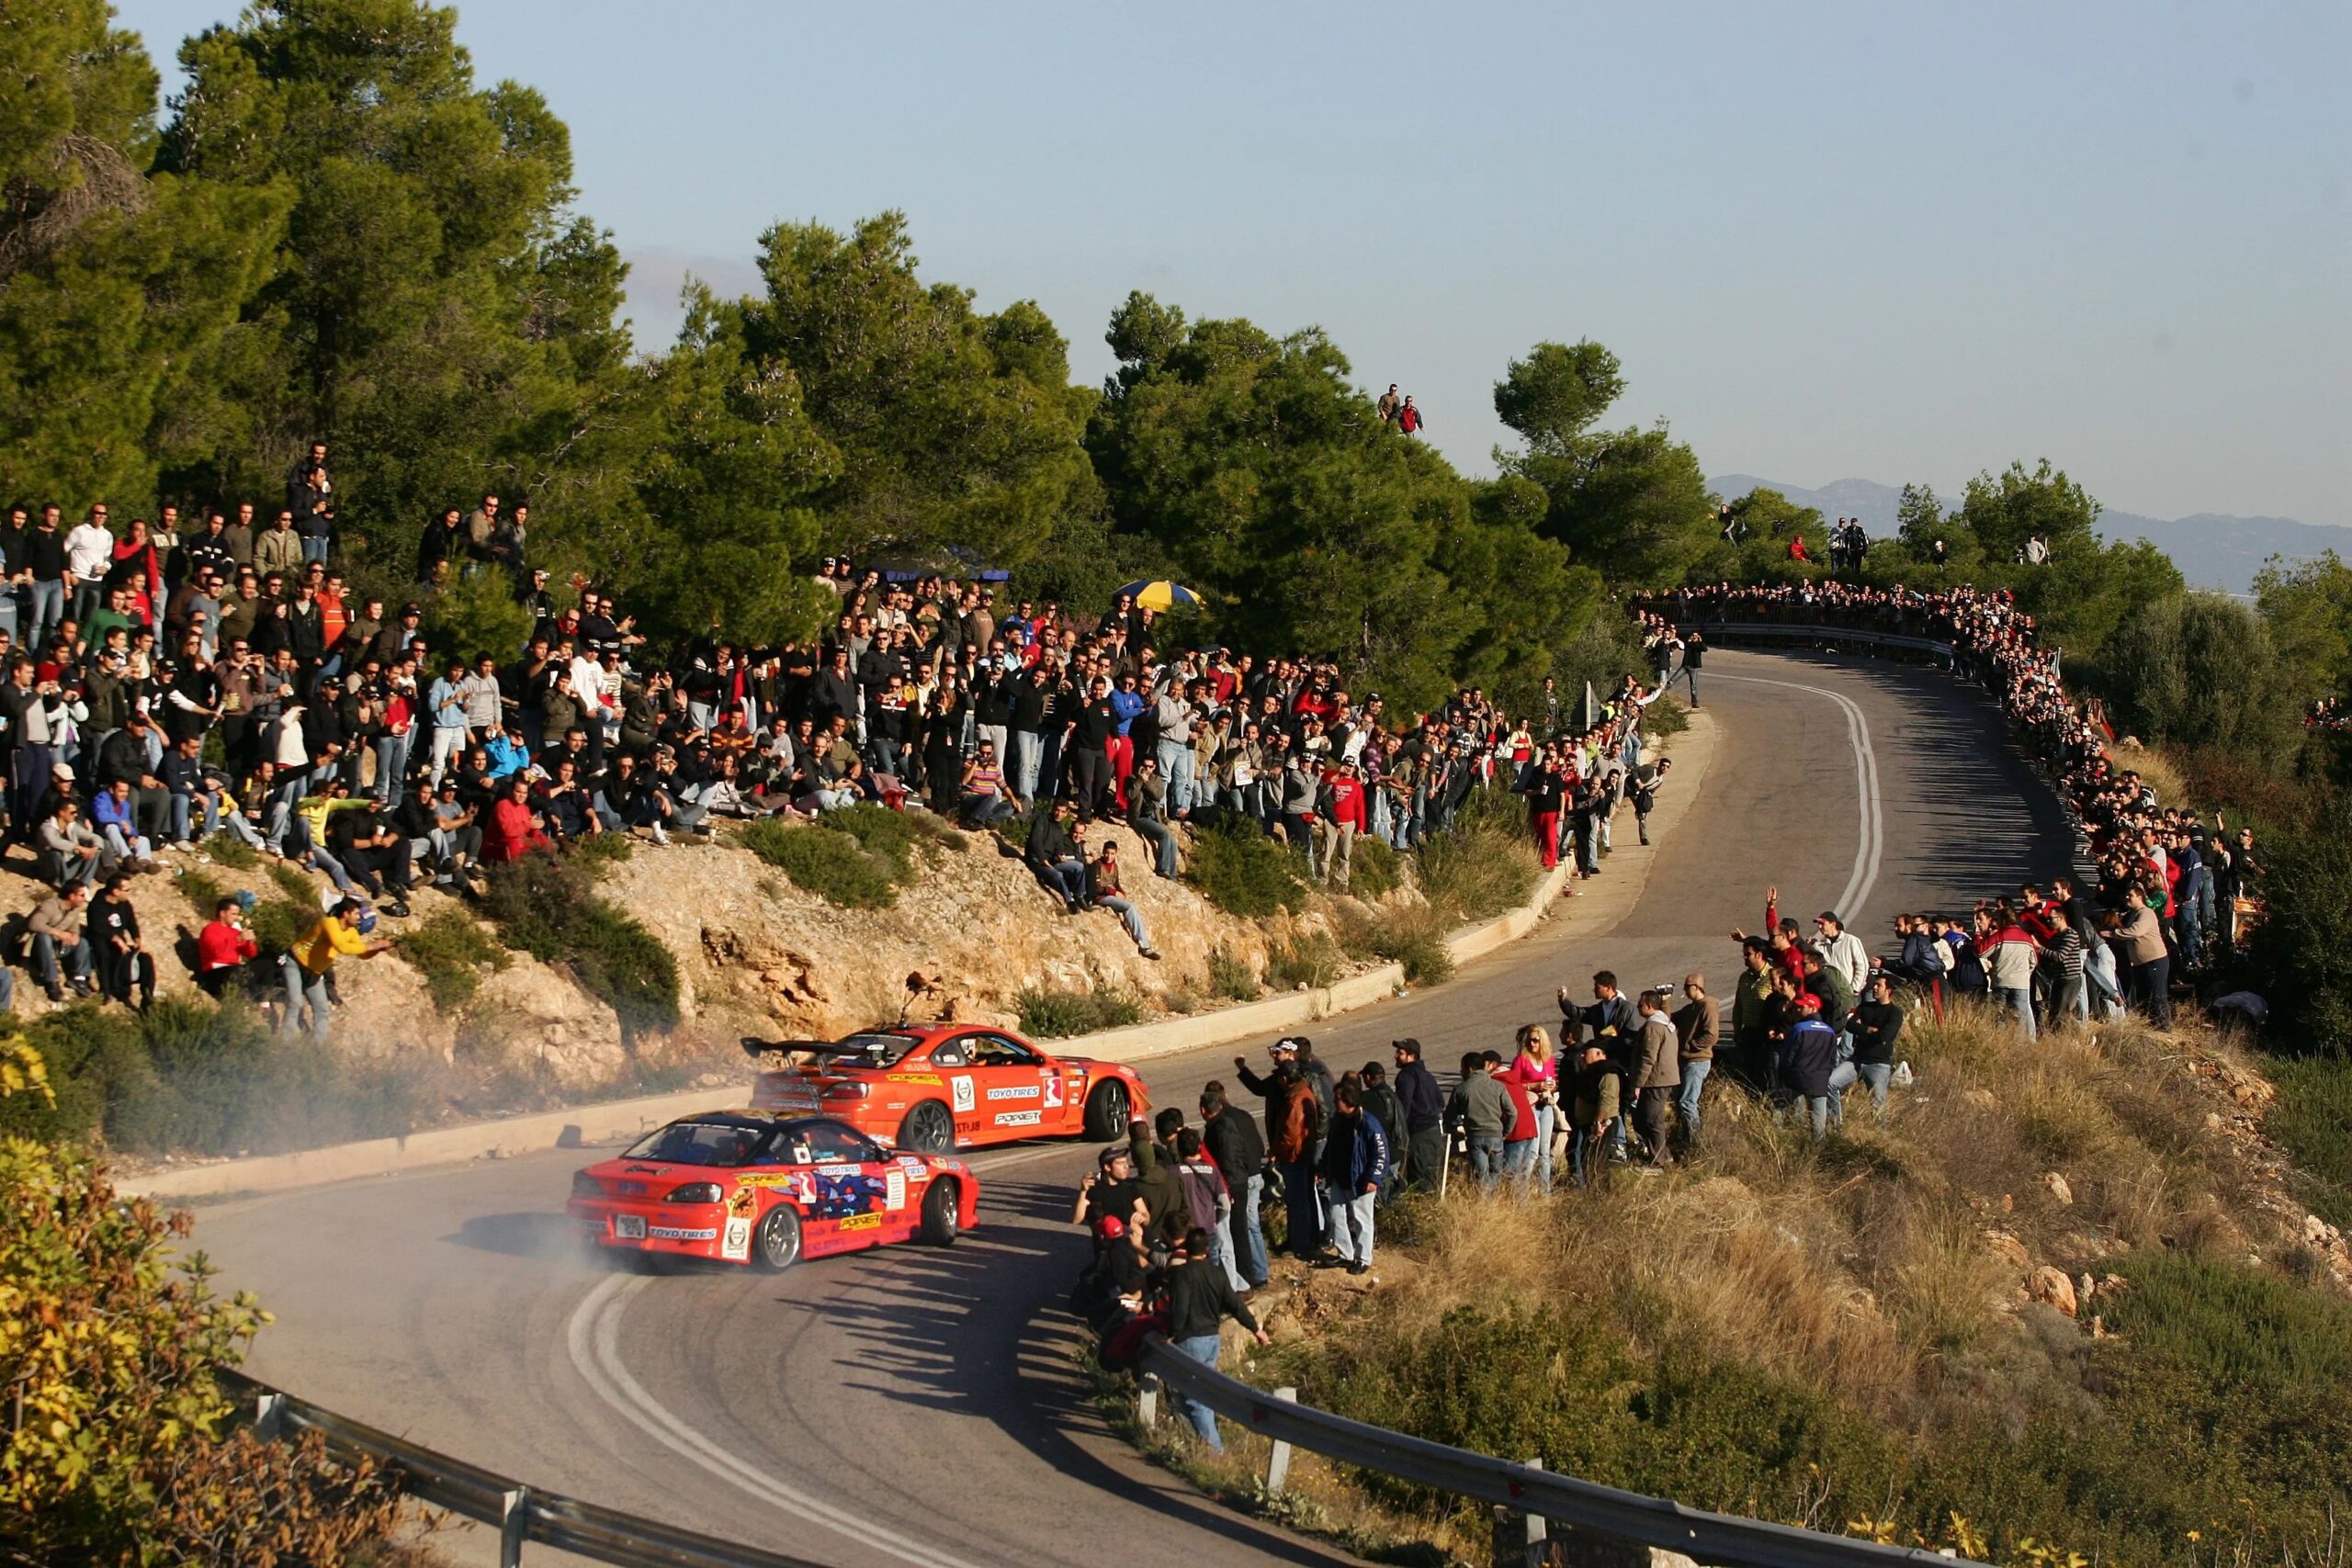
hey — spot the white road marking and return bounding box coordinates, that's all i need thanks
[1710,671,1884,923]
[565,1272,984,1568]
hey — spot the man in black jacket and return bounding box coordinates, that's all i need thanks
[1023,799,1088,911]
[1162,1227,1270,1453]
[1390,1038,1447,1191]
[1199,1083,1268,1289]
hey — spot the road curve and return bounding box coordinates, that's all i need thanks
[188,649,2074,1568]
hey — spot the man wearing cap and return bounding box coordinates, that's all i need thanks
[1781,991,1843,1139]
[1312,756,1368,891]
[1233,1039,1323,1258]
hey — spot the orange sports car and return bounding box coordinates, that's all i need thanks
[741,1024,1149,1153]
[568,1111,978,1270]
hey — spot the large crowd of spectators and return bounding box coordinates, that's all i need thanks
[0,446,1676,1032]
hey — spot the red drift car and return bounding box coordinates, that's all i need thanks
[743,1024,1149,1153]
[568,1111,978,1271]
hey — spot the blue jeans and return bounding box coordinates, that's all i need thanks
[1322,1188,1375,1268]
[1803,1094,1838,1138]
[1096,894,1151,950]
[1466,1134,1504,1189]
[32,932,91,991]
[1009,730,1044,802]
[374,730,413,805]
[1163,742,1196,814]
[1531,1102,1556,1194]
[1677,1058,1711,1141]
[1134,817,1179,877]
[301,536,330,565]
[28,578,63,649]
[1228,1171,1269,1286]
[280,955,332,1043]
[1281,1158,1320,1257]
[1996,985,2037,1040]
[1033,856,1086,908]
[1171,1334,1225,1450]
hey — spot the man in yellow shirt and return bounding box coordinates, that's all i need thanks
[281,897,390,1043]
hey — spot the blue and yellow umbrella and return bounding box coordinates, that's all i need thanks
[1114,580,1206,612]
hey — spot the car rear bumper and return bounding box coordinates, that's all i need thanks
[566,1198,732,1260]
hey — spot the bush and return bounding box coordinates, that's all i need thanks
[0,999,440,1156]
[200,829,262,870]
[570,828,635,872]
[1206,946,1261,1002]
[0,1138,412,1564]
[1186,814,1306,918]
[1266,930,1344,992]
[1349,835,1404,899]
[742,818,899,908]
[1336,902,1454,987]
[2267,1055,2352,1229]
[1015,984,1144,1039]
[480,852,679,1041]
[1642,693,1691,740]
[1416,788,1539,921]
[396,908,512,1012]
[2248,812,2352,1061]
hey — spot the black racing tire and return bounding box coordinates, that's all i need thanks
[898,1099,955,1154]
[1082,1078,1129,1142]
[751,1206,802,1273]
[919,1178,961,1247]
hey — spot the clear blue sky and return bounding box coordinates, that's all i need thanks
[116,1,2350,528]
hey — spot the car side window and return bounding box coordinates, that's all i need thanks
[967,1032,1038,1068]
[803,1120,880,1165]
[928,1038,969,1068]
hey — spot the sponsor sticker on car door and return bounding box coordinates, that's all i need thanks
[951,1075,975,1113]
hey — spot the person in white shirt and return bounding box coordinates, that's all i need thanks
[64,504,117,628]
[1815,911,1871,998]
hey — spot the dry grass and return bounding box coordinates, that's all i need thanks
[1280,1000,2314,1483]
[2114,737,2188,807]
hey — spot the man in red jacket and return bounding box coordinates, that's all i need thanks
[1313,758,1370,892]
[195,894,261,999]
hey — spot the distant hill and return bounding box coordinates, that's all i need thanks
[1709,474,2350,594]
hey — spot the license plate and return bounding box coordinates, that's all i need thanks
[615,1214,646,1240]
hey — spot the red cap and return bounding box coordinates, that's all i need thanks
[1095,1214,1125,1241]
[1796,993,1824,1011]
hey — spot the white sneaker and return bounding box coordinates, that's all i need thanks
[651,823,670,845]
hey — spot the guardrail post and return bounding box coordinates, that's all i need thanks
[252,1392,284,1442]
[1137,1371,1159,1429]
[498,1484,529,1568]
[1521,1458,1550,1562]
[1262,1388,1297,1495]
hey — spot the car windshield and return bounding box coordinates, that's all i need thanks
[818,1032,919,1068]
[624,1121,764,1168]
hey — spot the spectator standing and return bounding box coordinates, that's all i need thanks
[1630,990,1680,1166]
[65,503,115,629]
[1444,1049,1513,1188]
[1233,1040,1322,1259]
[1389,1038,1446,1192]
[1831,973,1904,1114]
[1317,1078,1387,1275]
[1396,396,1423,434]
[1782,992,1842,1138]
[1161,1227,1270,1452]
[196,895,261,999]
[1670,973,1718,1151]
[1199,1083,1269,1290]
[282,897,391,1043]
[1501,1025,1559,1193]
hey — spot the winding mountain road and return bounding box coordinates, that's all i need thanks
[187,649,2073,1568]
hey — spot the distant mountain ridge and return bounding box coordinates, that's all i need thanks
[1709,474,2349,595]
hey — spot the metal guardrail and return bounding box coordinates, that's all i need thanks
[219,1370,835,1568]
[1687,620,1955,658]
[1136,1338,1984,1568]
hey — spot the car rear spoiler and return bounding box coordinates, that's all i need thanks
[739,1037,904,1065]
[739,1037,838,1064]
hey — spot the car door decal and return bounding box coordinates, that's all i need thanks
[951,1075,975,1113]
[1042,1069,1063,1110]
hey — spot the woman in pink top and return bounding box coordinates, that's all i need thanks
[1505,1024,1559,1194]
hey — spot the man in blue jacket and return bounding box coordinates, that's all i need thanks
[1317,1078,1388,1276]
[1781,993,1843,1139]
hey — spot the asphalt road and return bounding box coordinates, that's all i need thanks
[188,649,2074,1568]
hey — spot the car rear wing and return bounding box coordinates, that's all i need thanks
[739,1037,838,1064]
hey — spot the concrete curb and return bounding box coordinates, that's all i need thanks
[123,707,1716,1202]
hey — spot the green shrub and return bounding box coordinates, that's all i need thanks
[1349,835,1404,898]
[1206,946,1261,1002]
[1642,693,1690,740]
[480,852,679,1040]
[1336,902,1455,987]
[570,829,635,872]
[200,830,262,870]
[1416,793,1538,921]
[1015,984,1144,1039]
[1186,814,1305,917]
[0,998,438,1156]
[1266,930,1344,992]
[741,818,899,908]
[2249,812,2352,1061]
[2265,1054,2352,1229]
[396,908,512,1012]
